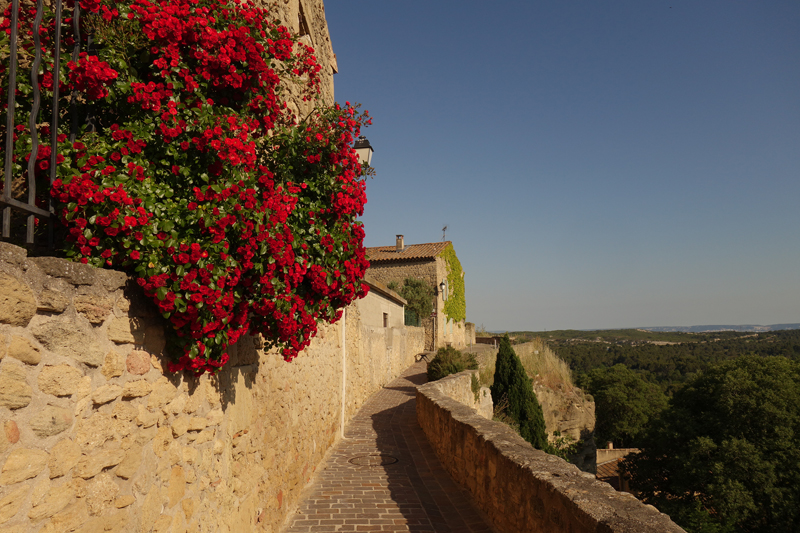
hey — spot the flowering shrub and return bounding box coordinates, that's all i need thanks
[1,0,371,374]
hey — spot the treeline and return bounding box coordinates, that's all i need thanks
[535,329,800,393]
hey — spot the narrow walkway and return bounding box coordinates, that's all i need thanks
[283,361,495,533]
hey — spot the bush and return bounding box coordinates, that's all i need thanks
[490,335,548,449]
[427,346,478,382]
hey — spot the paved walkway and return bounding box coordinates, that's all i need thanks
[283,361,496,533]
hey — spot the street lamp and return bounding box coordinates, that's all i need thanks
[353,136,374,167]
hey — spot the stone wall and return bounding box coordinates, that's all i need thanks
[265,0,337,107]
[0,243,422,533]
[416,380,685,533]
[422,370,492,420]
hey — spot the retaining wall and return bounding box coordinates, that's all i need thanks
[0,243,423,533]
[416,371,685,533]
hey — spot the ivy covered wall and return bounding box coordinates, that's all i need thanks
[441,244,466,323]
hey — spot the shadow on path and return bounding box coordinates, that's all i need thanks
[283,361,495,533]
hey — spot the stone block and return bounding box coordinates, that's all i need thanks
[148,379,178,410]
[73,448,126,479]
[85,473,120,515]
[5,421,20,444]
[101,351,125,379]
[125,350,150,375]
[0,363,32,409]
[30,406,73,438]
[0,485,29,524]
[114,495,135,508]
[37,289,70,313]
[0,448,48,485]
[112,402,138,421]
[28,482,75,521]
[107,318,135,344]
[187,417,207,432]
[115,445,142,480]
[0,274,36,327]
[168,466,185,508]
[75,412,115,452]
[136,405,159,428]
[31,320,105,367]
[7,336,41,365]
[39,499,88,533]
[48,439,82,479]
[171,417,190,438]
[92,385,122,405]
[74,294,114,325]
[30,257,96,286]
[38,364,84,397]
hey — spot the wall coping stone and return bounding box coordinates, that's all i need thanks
[417,377,685,533]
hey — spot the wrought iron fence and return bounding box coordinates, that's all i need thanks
[1,0,81,248]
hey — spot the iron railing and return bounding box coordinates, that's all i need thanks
[1,0,81,248]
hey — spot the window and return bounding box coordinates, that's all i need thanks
[383,313,389,328]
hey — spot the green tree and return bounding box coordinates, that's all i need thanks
[390,278,433,326]
[490,335,548,449]
[578,364,668,447]
[623,355,800,533]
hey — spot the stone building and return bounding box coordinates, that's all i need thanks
[365,236,470,351]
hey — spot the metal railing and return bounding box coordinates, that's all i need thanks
[1,0,81,247]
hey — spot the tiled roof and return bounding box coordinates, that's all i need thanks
[366,241,451,263]
[596,458,622,490]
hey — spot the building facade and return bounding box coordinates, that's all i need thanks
[365,236,467,351]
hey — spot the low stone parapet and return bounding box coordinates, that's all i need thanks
[416,375,685,533]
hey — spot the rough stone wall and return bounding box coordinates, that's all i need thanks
[532,382,597,473]
[422,370,492,421]
[416,382,685,533]
[265,0,337,108]
[0,244,421,533]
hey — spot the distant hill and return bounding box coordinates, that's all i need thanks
[642,324,800,333]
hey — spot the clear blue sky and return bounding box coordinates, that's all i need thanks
[324,0,800,332]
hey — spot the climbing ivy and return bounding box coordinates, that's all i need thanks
[441,244,466,322]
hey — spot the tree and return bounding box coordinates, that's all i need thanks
[578,364,668,447]
[490,335,548,449]
[623,355,800,533]
[390,278,434,327]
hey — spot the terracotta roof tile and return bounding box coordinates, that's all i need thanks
[366,241,451,263]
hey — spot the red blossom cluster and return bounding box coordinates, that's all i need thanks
[4,0,371,374]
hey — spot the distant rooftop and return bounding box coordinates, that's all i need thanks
[366,241,451,263]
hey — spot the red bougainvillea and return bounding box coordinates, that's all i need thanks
[2,0,372,374]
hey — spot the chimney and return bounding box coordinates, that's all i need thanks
[607,442,614,450]
[396,235,404,253]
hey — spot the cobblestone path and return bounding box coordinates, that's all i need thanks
[283,360,496,533]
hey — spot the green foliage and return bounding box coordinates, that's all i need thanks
[427,346,478,382]
[541,328,800,394]
[471,373,481,402]
[578,364,668,447]
[393,278,433,327]
[440,244,466,322]
[623,355,800,533]
[547,431,582,461]
[490,335,548,449]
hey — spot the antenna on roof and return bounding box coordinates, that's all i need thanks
[442,225,448,241]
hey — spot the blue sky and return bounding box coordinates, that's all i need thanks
[324,0,800,331]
